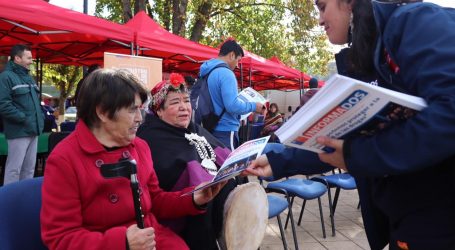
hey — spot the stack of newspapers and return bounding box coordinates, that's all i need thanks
[275,74,428,153]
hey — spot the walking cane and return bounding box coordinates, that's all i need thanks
[100,159,144,228]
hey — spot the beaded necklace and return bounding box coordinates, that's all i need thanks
[185,133,218,175]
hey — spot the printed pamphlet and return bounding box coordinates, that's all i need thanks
[238,87,267,121]
[275,74,428,153]
[182,136,270,195]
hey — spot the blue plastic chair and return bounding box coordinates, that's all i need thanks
[0,177,47,250]
[261,143,330,238]
[312,171,357,236]
[60,121,76,132]
[266,187,298,250]
[267,178,329,238]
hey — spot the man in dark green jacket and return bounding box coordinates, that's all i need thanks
[0,44,44,185]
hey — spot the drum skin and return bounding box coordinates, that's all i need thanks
[220,182,268,250]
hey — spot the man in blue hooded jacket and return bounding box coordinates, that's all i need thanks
[0,44,44,185]
[199,40,263,150]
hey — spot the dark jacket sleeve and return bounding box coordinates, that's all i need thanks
[0,73,26,123]
[346,5,455,177]
[267,147,333,179]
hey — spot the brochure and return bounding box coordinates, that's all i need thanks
[238,87,267,121]
[182,136,270,195]
[275,74,428,153]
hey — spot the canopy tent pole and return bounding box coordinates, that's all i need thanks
[249,66,252,88]
[299,76,303,104]
[239,63,244,90]
[34,49,42,101]
[39,59,43,102]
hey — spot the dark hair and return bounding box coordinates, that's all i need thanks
[77,69,148,128]
[219,40,244,57]
[74,64,101,103]
[184,75,195,86]
[309,78,319,88]
[87,64,100,74]
[269,103,279,112]
[344,0,422,75]
[10,44,31,61]
[337,0,376,76]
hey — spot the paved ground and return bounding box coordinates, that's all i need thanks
[254,176,372,250]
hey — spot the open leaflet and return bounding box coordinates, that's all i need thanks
[182,136,270,196]
[238,87,267,121]
[275,74,428,153]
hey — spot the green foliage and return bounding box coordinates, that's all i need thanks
[95,0,124,23]
[43,64,82,113]
[95,0,332,77]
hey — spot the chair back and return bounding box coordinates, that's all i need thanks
[60,121,76,132]
[48,132,71,154]
[0,177,47,250]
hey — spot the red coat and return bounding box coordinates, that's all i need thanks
[41,121,203,250]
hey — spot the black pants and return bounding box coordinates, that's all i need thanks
[180,179,237,250]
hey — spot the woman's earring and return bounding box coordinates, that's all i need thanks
[348,12,354,46]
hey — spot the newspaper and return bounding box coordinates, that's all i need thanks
[238,87,267,121]
[276,74,428,153]
[182,136,270,195]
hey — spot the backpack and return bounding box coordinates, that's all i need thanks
[191,63,229,132]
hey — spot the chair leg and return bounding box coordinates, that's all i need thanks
[317,197,326,238]
[284,196,295,230]
[326,186,336,236]
[297,199,307,226]
[332,187,341,213]
[276,215,288,250]
[287,199,299,250]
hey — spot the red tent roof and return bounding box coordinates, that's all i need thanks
[0,0,134,65]
[236,52,306,90]
[126,13,306,90]
[126,11,218,72]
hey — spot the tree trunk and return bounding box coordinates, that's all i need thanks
[134,0,146,14]
[122,0,133,23]
[163,0,171,31]
[190,0,213,42]
[172,0,188,36]
[57,80,68,125]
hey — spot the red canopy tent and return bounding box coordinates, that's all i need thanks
[126,15,311,90]
[0,0,134,66]
[237,52,305,90]
[125,11,218,73]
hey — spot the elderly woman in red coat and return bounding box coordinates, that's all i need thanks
[40,69,225,250]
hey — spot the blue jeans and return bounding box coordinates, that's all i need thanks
[212,131,239,151]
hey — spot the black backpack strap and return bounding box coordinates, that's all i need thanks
[202,62,229,118]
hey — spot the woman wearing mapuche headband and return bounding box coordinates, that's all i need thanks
[137,73,269,250]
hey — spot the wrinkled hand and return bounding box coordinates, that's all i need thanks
[193,181,227,207]
[243,155,273,177]
[126,224,156,250]
[317,136,347,171]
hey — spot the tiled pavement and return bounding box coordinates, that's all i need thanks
[254,176,372,250]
